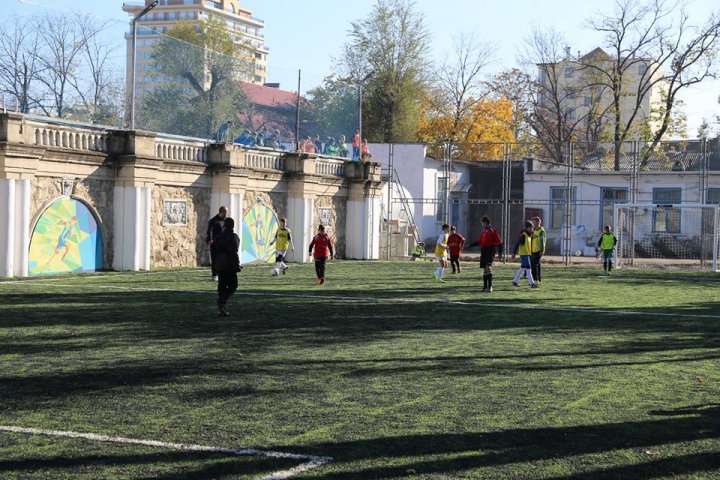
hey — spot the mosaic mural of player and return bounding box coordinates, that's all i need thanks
[28,197,103,275]
[241,201,279,264]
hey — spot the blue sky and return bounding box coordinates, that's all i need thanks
[4,0,720,135]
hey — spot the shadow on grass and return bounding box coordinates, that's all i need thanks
[294,405,720,479]
[0,448,299,480]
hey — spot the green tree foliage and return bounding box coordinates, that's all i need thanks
[138,15,250,138]
[306,76,358,140]
[340,0,431,142]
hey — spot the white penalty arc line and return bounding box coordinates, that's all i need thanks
[0,425,332,480]
[2,280,718,319]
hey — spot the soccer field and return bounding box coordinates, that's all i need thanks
[1,261,719,479]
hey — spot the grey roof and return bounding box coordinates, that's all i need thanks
[577,150,720,172]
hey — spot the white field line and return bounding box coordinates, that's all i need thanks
[0,425,332,480]
[1,280,718,319]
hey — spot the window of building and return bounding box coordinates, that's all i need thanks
[584,96,592,106]
[638,63,648,75]
[564,67,574,78]
[550,186,576,228]
[436,177,448,222]
[652,188,681,233]
[600,187,628,230]
[707,188,720,204]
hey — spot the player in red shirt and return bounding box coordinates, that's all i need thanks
[467,216,504,292]
[447,225,466,274]
[308,224,334,285]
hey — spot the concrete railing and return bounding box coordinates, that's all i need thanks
[244,149,285,171]
[155,136,210,163]
[30,121,110,153]
[315,157,346,177]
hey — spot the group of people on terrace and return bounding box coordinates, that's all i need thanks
[299,130,371,161]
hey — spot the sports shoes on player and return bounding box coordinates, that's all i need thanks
[315,278,322,285]
[212,275,218,282]
[487,286,493,292]
[218,305,229,317]
[319,277,325,285]
[530,283,539,288]
[512,281,519,287]
[282,266,289,275]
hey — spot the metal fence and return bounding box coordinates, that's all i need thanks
[378,139,720,268]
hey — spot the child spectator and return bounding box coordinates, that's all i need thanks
[352,130,361,160]
[411,242,426,260]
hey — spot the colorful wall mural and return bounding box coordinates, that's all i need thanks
[241,202,278,264]
[28,197,103,276]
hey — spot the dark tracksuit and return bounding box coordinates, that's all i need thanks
[206,214,225,276]
[214,228,241,307]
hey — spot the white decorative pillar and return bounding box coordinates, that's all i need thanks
[284,152,319,263]
[113,185,152,271]
[14,179,30,277]
[345,163,383,260]
[112,131,159,272]
[0,179,15,277]
[286,196,314,263]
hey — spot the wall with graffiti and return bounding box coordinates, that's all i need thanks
[28,197,103,276]
[241,201,279,264]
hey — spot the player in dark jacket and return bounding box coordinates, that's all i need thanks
[206,206,227,281]
[309,225,334,285]
[213,217,241,317]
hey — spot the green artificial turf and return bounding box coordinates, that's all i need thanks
[0,260,719,479]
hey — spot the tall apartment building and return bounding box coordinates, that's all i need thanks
[536,47,667,145]
[123,0,269,98]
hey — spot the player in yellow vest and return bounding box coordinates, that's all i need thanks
[596,225,617,276]
[530,216,546,283]
[512,221,538,288]
[433,224,450,283]
[270,217,294,275]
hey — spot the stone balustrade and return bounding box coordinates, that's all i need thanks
[315,157,346,177]
[155,136,210,163]
[29,120,110,153]
[243,149,285,171]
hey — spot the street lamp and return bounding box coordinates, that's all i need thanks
[129,0,159,130]
[357,70,374,157]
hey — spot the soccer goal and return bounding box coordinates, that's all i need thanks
[614,204,720,271]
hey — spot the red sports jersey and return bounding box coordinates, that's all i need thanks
[309,233,333,258]
[447,233,466,256]
[477,226,503,248]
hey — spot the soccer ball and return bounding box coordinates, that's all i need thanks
[271,267,280,276]
[574,250,582,257]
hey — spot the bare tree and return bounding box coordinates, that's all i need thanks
[34,13,87,118]
[430,31,496,143]
[0,16,41,113]
[68,15,123,124]
[488,68,534,143]
[584,0,720,169]
[520,26,594,162]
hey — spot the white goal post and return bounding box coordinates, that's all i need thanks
[613,204,720,271]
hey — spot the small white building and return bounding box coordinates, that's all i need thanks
[368,143,471,242]
[524,152,720,255]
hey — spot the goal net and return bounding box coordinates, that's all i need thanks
[614,204,720,271]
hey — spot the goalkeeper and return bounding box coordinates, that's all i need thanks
[596,225,617,276]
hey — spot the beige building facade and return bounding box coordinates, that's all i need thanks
[537,47,667,143]
[123,0,269,99]
[0,113,383,278]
